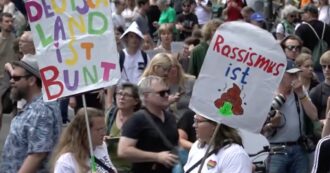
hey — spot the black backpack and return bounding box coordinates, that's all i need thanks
[119,50,148,72]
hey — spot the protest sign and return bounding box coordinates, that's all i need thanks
[189,22,287,133]
[25,0,120,101]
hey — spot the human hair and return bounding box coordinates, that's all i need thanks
[158,23,173,36]
[281,5,299,19]
[202,19,222,41]
[320,51,330,65]
[301,47,312,54]
[280,35,303,50]
[157,0,169,5]
[137,0,148,6]
[182,0,192,5]
[141,53,172,78]
[241,6,255,14]
[138,75,167,102]
[295,53,312,67]
[184,36,200,46]
[192,29,202,40]
[114,82,142,111]
[198,122,243,153]
[0,12,12,22]
[167,53,195,88]
[50,107,104,173]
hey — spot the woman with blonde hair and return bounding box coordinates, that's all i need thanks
[51,107,116,173]
[141,52,172,79]
[167,54,195,120]
[295,53,319,92]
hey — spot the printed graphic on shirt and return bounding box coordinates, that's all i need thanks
[207,159,217,170]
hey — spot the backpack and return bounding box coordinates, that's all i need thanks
[119,50,148,72]
[305,22,329,71]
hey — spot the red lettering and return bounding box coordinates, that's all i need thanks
[213,34,224,52]
[40,66,64,100]
[274,63,285,76]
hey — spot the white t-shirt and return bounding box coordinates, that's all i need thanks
[112,12,126,29]
[184,142,252,173]
[318,6,330,25]
[120,49,148,84]
[54,142,116,173]
[194,0,212,25]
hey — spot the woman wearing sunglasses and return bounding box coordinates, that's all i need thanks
[276,5,300,40]
[105,83,141,173]
[184,114,252,173]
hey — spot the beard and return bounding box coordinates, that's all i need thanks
[10,87,26,102]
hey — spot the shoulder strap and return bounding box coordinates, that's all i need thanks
[185,149,217,173]
[141,50,148,66]
[305,22,324,40]
[119,50,125,72]
[281,22,286,34]
[142,109,174,150]
[94,157,116,173]
[106,107,118,135]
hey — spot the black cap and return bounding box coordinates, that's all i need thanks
[286,59,301,73]
[303,4,318,16]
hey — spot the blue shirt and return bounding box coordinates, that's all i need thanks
[0,96,62,173]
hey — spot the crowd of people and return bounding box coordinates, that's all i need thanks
[0,0,329,173]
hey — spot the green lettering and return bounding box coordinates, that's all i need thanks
[36,24,53,47]
[88,12,108,35]
[83,65,98,85]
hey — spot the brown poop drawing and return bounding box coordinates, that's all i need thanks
[214,83,244,115]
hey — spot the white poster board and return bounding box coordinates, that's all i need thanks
[189,22,287,133]
[25,0,120,101]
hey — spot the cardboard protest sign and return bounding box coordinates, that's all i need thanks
[25,0,120,101]
[189,22,287,133]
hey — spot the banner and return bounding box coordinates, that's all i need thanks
[25,0,120,101]
[189,22,287,133]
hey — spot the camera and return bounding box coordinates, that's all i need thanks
[268,94,286,117]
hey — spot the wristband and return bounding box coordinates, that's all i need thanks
[299,94,307,101]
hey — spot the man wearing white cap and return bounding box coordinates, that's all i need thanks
[262,60,317,173]
[119,22,149,84]
[0,57,62,173]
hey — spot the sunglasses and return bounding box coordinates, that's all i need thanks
[285,45,301,51]
[155,89,170,97]
[321,65,330,69]
[11,75,31,81]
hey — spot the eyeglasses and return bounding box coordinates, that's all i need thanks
[285,45,301,51]
[116,92,134,98]
[193,118,210,125]
[153,89,170,97]
[321,65,330,69]
[11,75,31,81]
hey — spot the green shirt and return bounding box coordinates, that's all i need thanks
[159,7,176,24]
[188,41,209,77]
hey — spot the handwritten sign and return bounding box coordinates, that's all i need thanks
[25,0,120,101]
[189,22,287,133]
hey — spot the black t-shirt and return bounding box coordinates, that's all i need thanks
[295,20,330,52]
[310,82,330,119]
[177,110,196,143]
[176,13,199,41]
[147,5,161,37]
[313,137,330,172]
[121,108,179,173]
